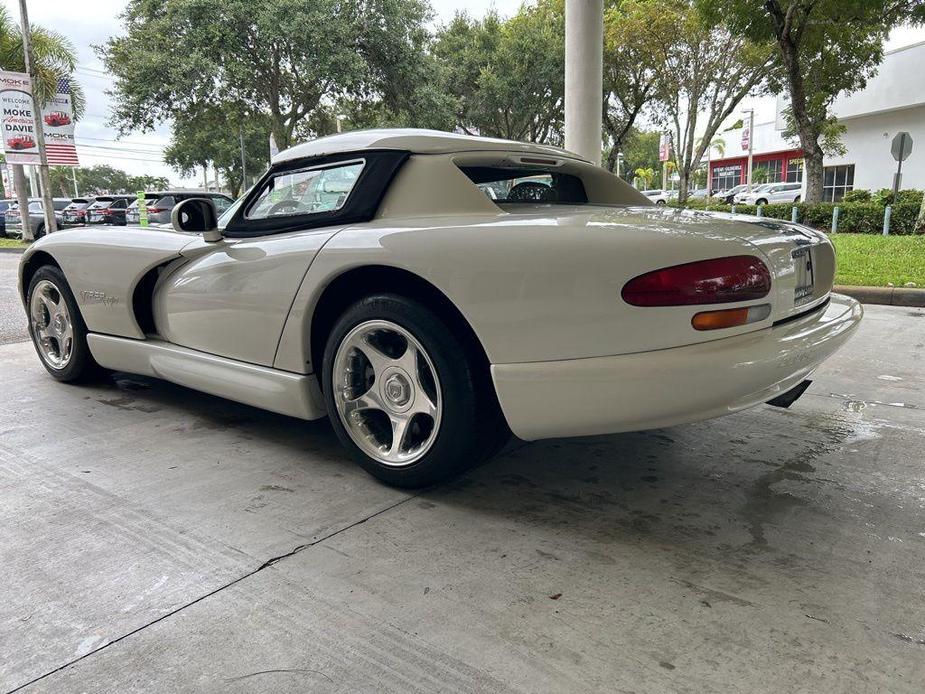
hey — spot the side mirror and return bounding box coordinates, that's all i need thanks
[171,198,222,242]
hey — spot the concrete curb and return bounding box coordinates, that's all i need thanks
[0,247,25,254]
[835,285,925,307]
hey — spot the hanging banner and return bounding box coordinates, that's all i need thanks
[1,163,13,197]
[658,132,671,162]
[42,78,79,166]
[741,126,750,152]
[0,70,40,165]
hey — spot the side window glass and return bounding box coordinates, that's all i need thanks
[246,161,364,220]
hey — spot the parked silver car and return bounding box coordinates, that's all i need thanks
[4,198,71,238]
[125,191,234,225]
[735,182,803,206]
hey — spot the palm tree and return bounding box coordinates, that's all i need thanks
[0,7,83,240]
[634,167,656,189]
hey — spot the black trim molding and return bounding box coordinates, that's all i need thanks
[223,150,410,238]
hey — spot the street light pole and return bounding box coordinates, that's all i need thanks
[18,0,57,236]
[743,108,754,194]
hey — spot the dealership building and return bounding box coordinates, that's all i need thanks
[706,41,925,201]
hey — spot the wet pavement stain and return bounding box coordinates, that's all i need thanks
[740,412,856,549]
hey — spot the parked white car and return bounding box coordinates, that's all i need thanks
[735,182,803,206]
[641,189,677,205]
[19,129,861,487]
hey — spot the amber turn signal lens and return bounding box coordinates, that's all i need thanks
[691,304,771,331]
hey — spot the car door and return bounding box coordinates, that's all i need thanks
[152,160,366,366]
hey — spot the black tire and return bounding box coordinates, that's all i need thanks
[322,293,503,488]
[26,265,103,382]
[756,199,768,206]
[655,199,666,206]
[34,223,45,239]
[794,195,801,203]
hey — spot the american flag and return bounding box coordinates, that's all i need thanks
[45,78,79,166]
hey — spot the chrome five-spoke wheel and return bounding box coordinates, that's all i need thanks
[332,320,442,467]
[30,279,74,370]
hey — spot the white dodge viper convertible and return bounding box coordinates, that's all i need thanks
[19,129,862,487]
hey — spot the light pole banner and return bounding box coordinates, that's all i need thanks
[42,78,79,166]
[0,70,40,165]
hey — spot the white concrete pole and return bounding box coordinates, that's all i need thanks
[564,0,603,165]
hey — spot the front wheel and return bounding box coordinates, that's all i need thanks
[27,265,102,382]
[655,199,666,206]
[756,199,768,206]
[322,294,500,488]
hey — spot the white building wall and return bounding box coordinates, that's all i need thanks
[708,41,925,193]
[827,105,925,192]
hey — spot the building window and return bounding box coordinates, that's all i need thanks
[823,164,854,202]
[711,164,742,192]
[786,158,803,183]
[752,159,783,184]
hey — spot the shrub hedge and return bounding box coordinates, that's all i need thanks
[672,190,924,234]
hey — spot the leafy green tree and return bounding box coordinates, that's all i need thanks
[434,1,565,143]
[699,0,925,202]
[611,128,660,183]
[634,166,656,188]
[164,106,271,197]
[100,0,434,150]
[601,0,660,172]
[49,165,169,196]
[0,7,83,239]
[637,0,772,204]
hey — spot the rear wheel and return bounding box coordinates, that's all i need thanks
[34,223,45,239]
[756,198,768,206]
[655,199,666,206]
[322,294,500,488]
[27,266,102,382]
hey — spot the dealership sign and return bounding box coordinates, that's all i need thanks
[0,70,40,165]
[741,127,750,152]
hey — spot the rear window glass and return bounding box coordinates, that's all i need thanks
[154,196,176,208]
[458,166,588,204]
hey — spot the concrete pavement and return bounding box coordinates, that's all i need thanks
[1,253,28,346]
[1,303,924,692]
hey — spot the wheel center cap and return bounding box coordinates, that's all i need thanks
[52,315,65,334]
[384,373,411,407]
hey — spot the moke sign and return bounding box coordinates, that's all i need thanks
[0,70,40,165]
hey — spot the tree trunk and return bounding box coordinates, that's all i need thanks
[605,146,619,173]
[12,164,33,242]
[772,5,825,203]
[677,169,689,206]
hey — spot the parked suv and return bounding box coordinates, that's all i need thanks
[4,198,72,238]
[87,195,134,225]
[126,191,235,225]
[61,197,96,226]
[735,182,802,206]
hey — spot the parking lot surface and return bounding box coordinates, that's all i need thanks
[1,299,924,693]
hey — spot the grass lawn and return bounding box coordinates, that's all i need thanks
[0,237,28,249]
[831,234,925,287]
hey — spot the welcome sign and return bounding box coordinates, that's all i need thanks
[0,70,40,165]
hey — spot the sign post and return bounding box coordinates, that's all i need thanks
[890,131,913,199]
[137,191,148,227]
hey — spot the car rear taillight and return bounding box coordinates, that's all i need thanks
[146,207,167,213]
[621,255,771,307]
[99,208,112,215]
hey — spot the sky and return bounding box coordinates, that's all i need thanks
[4,0,923,187]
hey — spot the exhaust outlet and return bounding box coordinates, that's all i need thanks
[766,380,812,409]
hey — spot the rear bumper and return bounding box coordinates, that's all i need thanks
[491,293,862,441]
